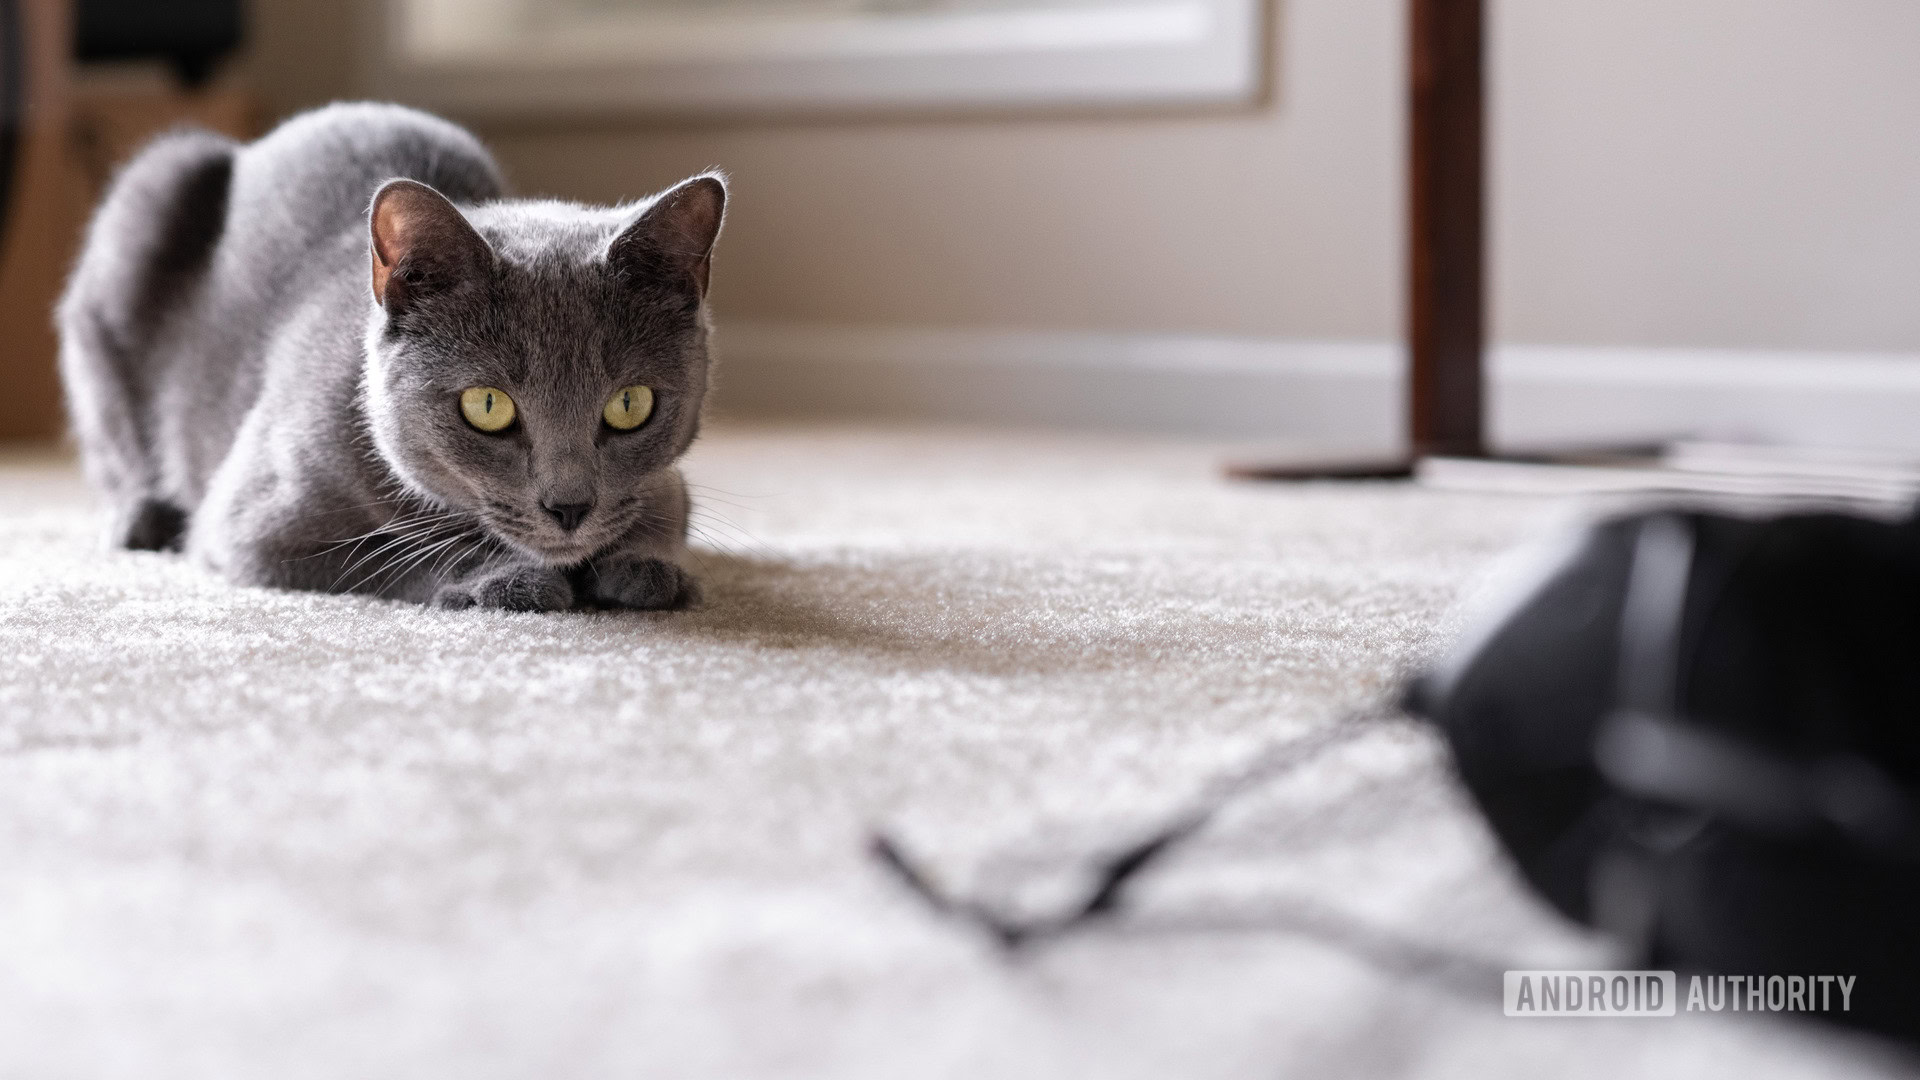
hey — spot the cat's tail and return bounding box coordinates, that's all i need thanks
[57,126,237,551]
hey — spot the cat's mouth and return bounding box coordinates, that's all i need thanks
[478,506,605,567]
[518,532,603,567]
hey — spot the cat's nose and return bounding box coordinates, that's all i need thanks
[541,500,593,532]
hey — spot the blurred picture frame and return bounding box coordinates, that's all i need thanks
[368,0,1265,117]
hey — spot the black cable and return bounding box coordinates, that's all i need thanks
[869,704,1400,949]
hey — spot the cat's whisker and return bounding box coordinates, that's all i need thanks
[686,522,750,560]
[611,501,709,561]
[676,543,725,577]
[687,498,761,530]
[685,496,765,519]
[310,522,412,572]
[430,532,505,588]
[282,494,419,528]
[368,532,473,597]
[345,528,463,595]
[288,508,439,564]
[328,517,468,592]
[425,535,485,583]
[287,530,383,564]
[687,508,779,561]
[690,510,763,543]
[683,488,771,522]
[295,510,445,562]
[683,485,771,512]
[685,483,768,500]
[685,533,747,562]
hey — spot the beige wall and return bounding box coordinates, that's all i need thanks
[1496,1,1920,353]
[254,0,1920,353]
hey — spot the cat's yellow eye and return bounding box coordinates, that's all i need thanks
[603,385,654,431]
[460,386,516,432]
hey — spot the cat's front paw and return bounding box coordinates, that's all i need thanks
[586,558,700,611]
[434,564,574,612]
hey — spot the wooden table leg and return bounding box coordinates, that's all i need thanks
[1228,0,1484,480]
[1408,0,1485,459]
[1228,0,1671,485]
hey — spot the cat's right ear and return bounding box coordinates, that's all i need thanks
[368,179,492,317]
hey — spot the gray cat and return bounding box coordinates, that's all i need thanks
[58,103,725,611]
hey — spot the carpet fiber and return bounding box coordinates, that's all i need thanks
[0,424,1907,1078]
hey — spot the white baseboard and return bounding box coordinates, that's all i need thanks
[710,321,1920,454]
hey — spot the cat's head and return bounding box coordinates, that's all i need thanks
[360,174,725,566]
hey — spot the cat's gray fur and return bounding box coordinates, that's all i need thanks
[58,103,726,610]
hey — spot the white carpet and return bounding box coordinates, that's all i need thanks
[0,424,1908,1079]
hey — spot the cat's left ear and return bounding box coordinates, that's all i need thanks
[608,174,727,298]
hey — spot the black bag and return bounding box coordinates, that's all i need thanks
[1406,502,1920,1039]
